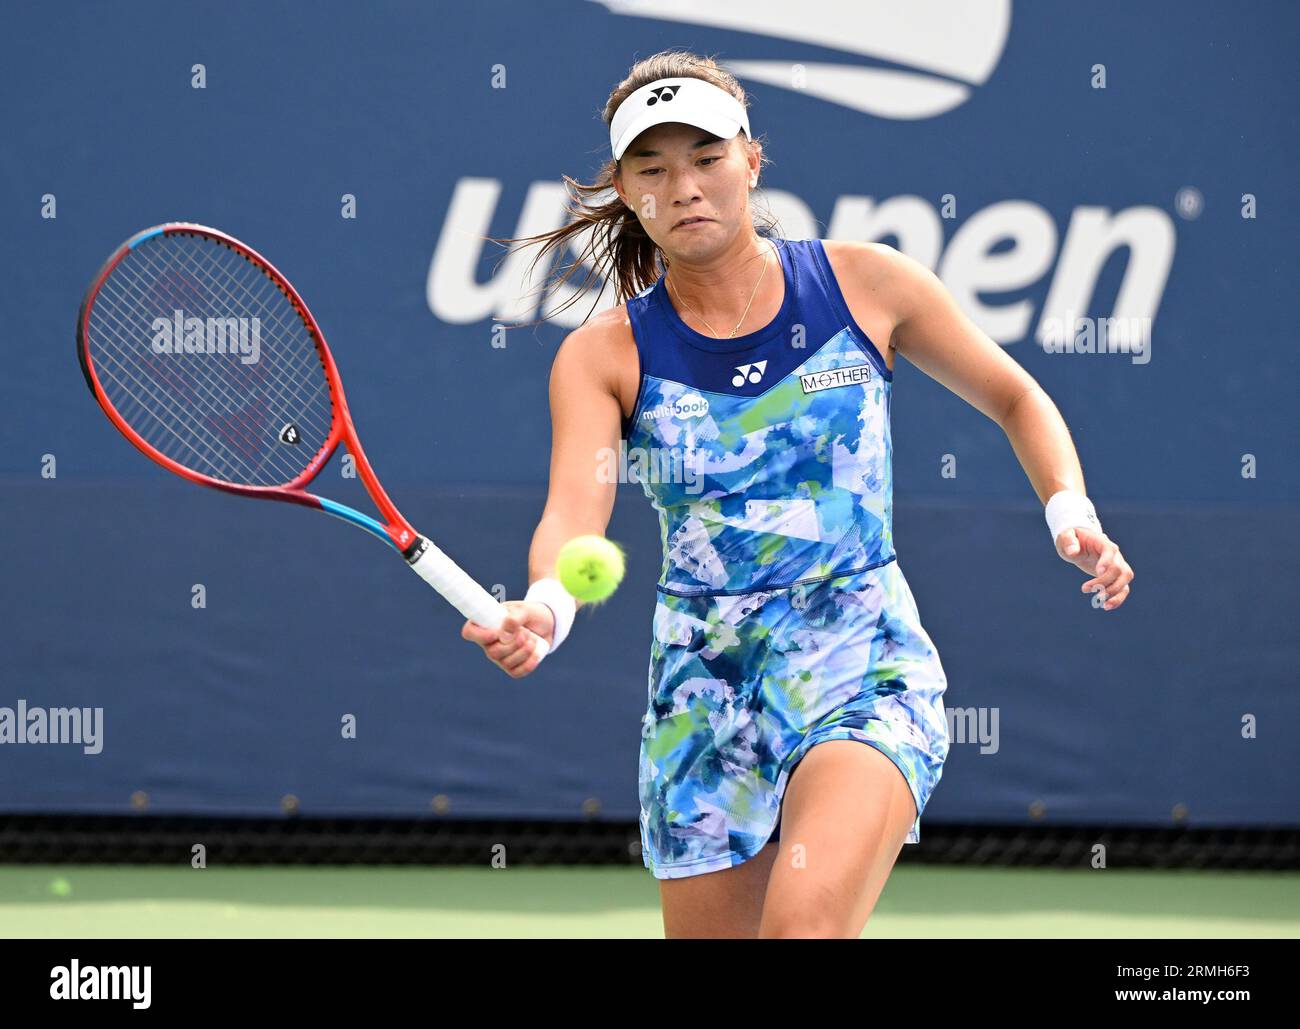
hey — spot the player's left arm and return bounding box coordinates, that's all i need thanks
[860,242,1133,611]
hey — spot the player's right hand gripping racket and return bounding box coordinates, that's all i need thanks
[77,222,546,657]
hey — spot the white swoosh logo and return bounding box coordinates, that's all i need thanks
[587,0,1011,119]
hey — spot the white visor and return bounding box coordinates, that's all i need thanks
[609,77,751,161]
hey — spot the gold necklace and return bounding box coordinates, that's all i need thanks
[666,240,775,339]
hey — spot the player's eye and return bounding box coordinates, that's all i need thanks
[641,157,719,175]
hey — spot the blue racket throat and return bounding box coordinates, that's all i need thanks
[316,497,401,550]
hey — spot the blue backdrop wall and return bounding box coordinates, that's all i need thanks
[2,0,1296,833]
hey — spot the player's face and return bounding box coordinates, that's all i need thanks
[615,121,759,258]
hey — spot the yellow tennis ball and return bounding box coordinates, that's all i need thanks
[556,535,625,603]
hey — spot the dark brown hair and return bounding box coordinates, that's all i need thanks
[489,50,775,329]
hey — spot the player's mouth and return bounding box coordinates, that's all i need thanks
[672,217,714,230]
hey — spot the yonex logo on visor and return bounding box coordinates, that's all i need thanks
[647,85,678,105]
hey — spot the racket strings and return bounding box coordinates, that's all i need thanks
[133,241,333,474]
[90,289,273,483]
[101,234,333,469]
[135,240,333,451]
[92,241,322,484]
[86,233,335,487]
[93,273,297,486]
[177,237,335,413]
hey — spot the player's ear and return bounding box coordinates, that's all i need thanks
[746,140,762,189]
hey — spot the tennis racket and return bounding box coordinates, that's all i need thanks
[77,222,545,656]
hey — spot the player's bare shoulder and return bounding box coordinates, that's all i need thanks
[552,302,640,421]
[820,239,934,345]
[819,240,919,363]
[820,239,911,294]
[568,302,636,349]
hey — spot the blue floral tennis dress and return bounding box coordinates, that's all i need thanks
[622,238,950,879]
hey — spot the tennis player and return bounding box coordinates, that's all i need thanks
[462,51,1134,938]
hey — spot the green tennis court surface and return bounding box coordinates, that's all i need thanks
[2,865,1296,938]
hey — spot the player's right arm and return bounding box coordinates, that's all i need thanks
[531,314,625,599]
[461,314,625,677]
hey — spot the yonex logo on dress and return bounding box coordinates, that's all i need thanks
[733,361,767,387]
[642,392,710,421]
[799,363,872,393]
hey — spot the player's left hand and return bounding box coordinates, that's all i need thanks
[1054,525,1134,611]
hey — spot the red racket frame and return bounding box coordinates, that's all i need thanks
[76,222,419,553]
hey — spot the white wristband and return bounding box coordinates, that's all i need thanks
[1045,489,1101,543]
[524,577,576,655]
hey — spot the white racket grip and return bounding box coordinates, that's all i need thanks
[405,537,550,660]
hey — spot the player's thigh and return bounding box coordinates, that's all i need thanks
[759,739,916,938]
[659,841,779,939]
